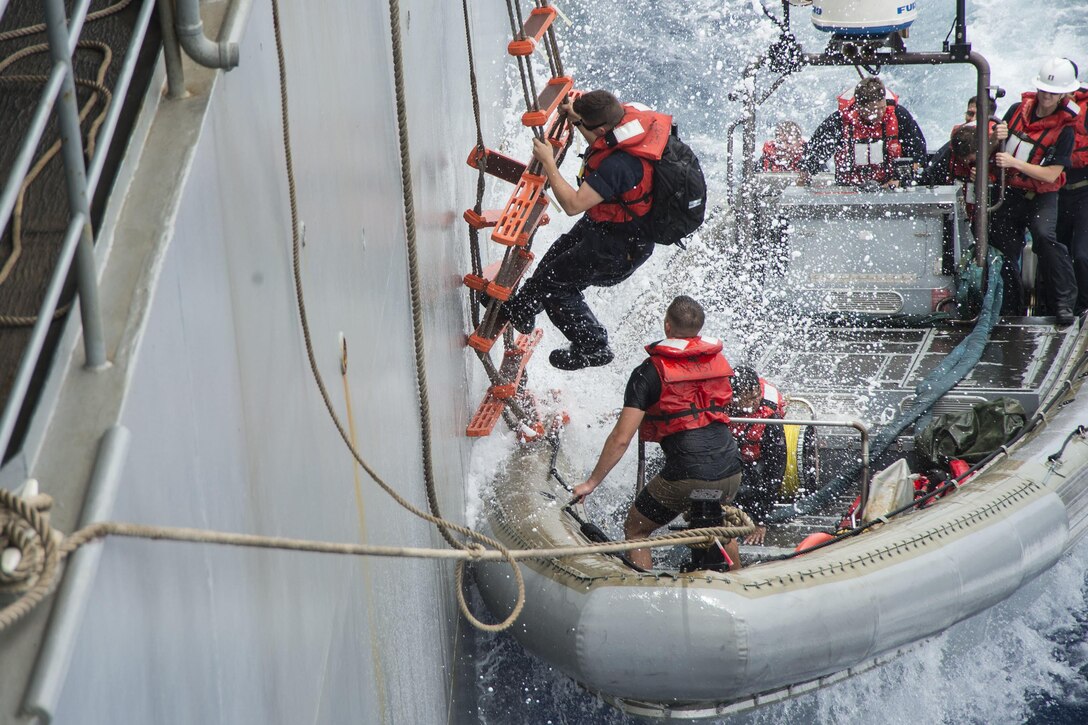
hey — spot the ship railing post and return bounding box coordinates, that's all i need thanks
[43,0,107,370]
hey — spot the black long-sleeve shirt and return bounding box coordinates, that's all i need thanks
[800,104,928,177]
[732,418,787,525]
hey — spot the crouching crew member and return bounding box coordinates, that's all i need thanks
[573,296,743,570]
[728,366,788,547]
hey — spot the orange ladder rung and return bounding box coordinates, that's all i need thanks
[467,392,505,437]
[467,300,509,352]
[508,7,558,56]
[466,147,525,185]
[491,329,543,399]
[463,258,503,293]
[463,209,504,229]
[491,173,546,247]
[522,77,573,128]
[486,248,534,301]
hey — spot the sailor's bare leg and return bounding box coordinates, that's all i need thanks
[623,505,661,570]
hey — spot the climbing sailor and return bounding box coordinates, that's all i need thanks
[501,90,671,370]
[572,296,743,569]
[797,76,927,188]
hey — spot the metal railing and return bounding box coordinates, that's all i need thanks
[0,0,158,457]
[0,0,258,459]
[728,415,872,514]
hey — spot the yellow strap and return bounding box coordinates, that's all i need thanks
[781,424,802,497]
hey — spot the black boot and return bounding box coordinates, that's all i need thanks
[549,345,614,371]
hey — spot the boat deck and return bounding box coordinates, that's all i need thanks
[755,317,1078,446]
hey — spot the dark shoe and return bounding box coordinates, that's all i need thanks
[549,345,614,371]
[1056,308,1075,327]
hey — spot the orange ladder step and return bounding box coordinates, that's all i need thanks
[467,301,509,353]
[466,147,525,185]
[463,258,502,293]
[508,6,557,56]
[486,248,534,301]
[491,173,547,247]
[522,76,573,127]
[464,208,549,231]
[467,392,505,437]
[463,209,504,229]
[491,329,543,399]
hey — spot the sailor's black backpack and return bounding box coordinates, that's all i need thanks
[630,127,707,247]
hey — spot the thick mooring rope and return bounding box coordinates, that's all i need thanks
[0,481,753,634]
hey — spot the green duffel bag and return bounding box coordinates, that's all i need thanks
[915,397,1027,467]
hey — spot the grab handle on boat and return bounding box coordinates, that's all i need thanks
[727,416,871,516]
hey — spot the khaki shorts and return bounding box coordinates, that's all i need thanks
[637,472,742,526]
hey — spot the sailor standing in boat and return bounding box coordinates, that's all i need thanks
[572,296,743,569]
[500,90,671,371]
[1057,63,1088,316]
[991,57,1080,323]
[797,76,927,188]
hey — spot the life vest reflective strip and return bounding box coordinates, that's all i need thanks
[581,104,672,224]
[761,140,804,172]
[1069,89,1088,170]
[729,378,786,463]
[834,90,903,184]
[1004,93,1080,193]
[639,336,734,443]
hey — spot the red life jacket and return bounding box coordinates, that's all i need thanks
[949,120,998,215]
[729,379,786,464]
[761,140,804,172]
[1004,92,1080,193]
[639,336,734,443]
[834,90,903,185]
[581,103,671,223]
[1069,89,1088,171]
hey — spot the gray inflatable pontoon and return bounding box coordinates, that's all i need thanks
[475,329,1088,718]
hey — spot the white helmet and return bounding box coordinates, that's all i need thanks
[1033,57,1079,94]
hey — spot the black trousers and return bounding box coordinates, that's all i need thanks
[1058,186,1088,313]
[989,188,1075,315]
[505,217,653,350]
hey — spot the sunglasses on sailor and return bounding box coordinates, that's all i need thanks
[573,119,607,131]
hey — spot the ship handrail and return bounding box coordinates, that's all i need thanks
[0,0,157,458]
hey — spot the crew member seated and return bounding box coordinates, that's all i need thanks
[760,121,807,172]
[797,76,927,188]
[727,366,787,547]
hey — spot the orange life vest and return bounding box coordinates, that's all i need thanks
[1004,92,1080,194]
[581,103,671,223]
[729,379,786,464]
[639,337,734,443]
[949,120,998,214]
[834,91,904,185]
[761,140,805,172]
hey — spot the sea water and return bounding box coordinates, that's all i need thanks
[471,1,1088,722]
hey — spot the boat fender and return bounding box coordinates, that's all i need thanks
[795,531,835,554]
